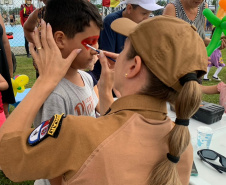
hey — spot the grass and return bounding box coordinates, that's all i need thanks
[1,49,226,184]
[14,56,36,87]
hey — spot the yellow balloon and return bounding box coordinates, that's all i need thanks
[11,75,29,97]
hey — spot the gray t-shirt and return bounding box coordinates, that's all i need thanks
[34,70,98,127]
[33,70,99,185]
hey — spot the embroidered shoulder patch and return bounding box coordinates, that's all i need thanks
[28,114,65,146]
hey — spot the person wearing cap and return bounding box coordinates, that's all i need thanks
[0,16,208,184]
[163,0,226,49]
[91,0,163,81]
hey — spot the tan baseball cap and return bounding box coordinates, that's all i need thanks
[111,16,208,92]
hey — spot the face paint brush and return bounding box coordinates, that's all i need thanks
[86,44,116,62]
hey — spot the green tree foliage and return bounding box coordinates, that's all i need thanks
[212,0,217,6]
[153,1,167,16]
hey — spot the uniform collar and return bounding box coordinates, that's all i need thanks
[107,94,167,116]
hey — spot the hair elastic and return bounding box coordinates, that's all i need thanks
[179,73,199,86]
[175,118,189,126]
[167,153,180,163]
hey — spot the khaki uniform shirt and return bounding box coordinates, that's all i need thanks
[0,95,193,185]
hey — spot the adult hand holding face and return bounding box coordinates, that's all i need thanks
[30,19,81,87]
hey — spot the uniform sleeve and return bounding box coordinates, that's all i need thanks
[0,115,119,182]
[0,121,75,182]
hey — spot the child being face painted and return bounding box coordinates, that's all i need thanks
[26,1,103,185]
[47,1,102,71]
[58,26,100,71]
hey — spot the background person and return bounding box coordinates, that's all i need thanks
[9,13,15,26]
[206,19,212,31]
[0,15,15,118]
[203,27,225,81]
[20,0,36,58]
[0,16,208,185]
[24,0,47,44]
[91,0,164,81]
[163,0,226,48]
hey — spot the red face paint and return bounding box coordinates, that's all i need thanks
[81,36,99,50]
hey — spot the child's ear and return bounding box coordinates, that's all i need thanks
[126,4,133,14]
[53,31,66,49]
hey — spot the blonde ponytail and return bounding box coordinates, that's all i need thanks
[149,81,202,185]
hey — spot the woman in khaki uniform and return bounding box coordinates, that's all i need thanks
[0,16,207,185]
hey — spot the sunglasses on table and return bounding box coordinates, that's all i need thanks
[197,149,226,173]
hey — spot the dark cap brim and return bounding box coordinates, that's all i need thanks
[111,18,138,37]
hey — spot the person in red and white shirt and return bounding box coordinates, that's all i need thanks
[20,0,35,58]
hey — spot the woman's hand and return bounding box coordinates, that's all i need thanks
[98,51,117,93]
[30,19,81,86]
[103,51,119,65]
[98,51,118,115]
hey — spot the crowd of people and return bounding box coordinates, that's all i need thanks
[0,0,226,185]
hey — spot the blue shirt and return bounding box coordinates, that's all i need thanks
[92,9,127,80]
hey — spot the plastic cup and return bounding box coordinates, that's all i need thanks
[197,126,213,149]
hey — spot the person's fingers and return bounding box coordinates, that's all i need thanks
[40,19,48,50]
[98,51,115,94]
[99,51,111,72]
[33,27,42,49]
[29,42,39,61]
[103,51,119,59]
[46,23,59,51]
[102,51,117,68]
